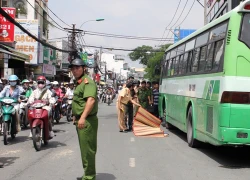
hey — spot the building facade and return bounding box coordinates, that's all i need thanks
[205,0,244,24]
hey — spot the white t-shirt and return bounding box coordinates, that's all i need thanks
[66,88,74,97]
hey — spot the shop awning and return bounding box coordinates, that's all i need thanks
[0,44,29,61]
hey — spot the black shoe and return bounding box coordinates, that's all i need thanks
[119,130,128,133]
[125,129,131,132]
[0,162,3,168]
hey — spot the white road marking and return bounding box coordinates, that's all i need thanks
[130,137,135,142]
[53,149,74,159]
[129,158,135,167]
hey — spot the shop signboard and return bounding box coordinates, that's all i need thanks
[15,19,39,64]
[0,8,16,42]
[43,64,54,75]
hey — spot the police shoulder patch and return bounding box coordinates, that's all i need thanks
[77,78,83,84]
[84,78,89,84]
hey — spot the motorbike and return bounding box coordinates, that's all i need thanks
[19,95,29,129]
[52,96,61,124]
[61,98,67,116]
[102,92,106,103]
[28,100,50,151]
[0,97,18,145]
[66,95,73,122]
[106,94,112,106]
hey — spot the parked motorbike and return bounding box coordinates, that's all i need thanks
[0,97,18,145]
[19,95,29,129]
[66,95,73,122]
[28,100,50,151]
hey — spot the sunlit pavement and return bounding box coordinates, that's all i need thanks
[1,102,250,180]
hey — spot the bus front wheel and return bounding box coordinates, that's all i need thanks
[187,107,199,148]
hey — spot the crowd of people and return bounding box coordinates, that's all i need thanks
[116,76,160,133]
[0,75,75,137]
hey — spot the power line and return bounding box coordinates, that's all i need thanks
[158,0,182,45]
[0,7,72,53]
[196,0,204,8]
[162,0,190,44]
[79,34,94,53]
[48,37,68,40]
[40,1,71,27]
[76,43,165,52]
[178,0,196,27]
[83,31,174,41]
[25,0,67,32]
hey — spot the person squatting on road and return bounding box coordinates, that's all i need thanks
[70,58,98,180]
[27,76,55,138]
[117,82,140,132]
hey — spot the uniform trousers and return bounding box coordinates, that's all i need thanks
[76,116,98,180]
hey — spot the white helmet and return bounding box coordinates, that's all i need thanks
[52,81,59,85]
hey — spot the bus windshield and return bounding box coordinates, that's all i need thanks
[240,13,250,48]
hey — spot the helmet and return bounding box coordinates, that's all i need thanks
[52,81,59,85]
[69,80,74,85]
[68,58,86,68]
[8,75,18,81]
[37,76,46,81]
[46,80,51,86]
[21,79,30,84]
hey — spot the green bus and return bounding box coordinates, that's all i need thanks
[159,1,250,147]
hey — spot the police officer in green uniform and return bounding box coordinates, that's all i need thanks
[138,80,151,109]
[69,58,98,180]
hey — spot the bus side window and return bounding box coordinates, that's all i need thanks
[187,51,193,73]
[171,58,175,76]
[213,40,225,70]
[182,53,189,74]
[205,43,215,71]
[178,55,184,75]
[198,46,208,72]
[192,48,200,72]
[174,57,180,76]
[168,59,173,76]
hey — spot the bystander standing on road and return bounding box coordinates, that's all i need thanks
[146,81,153,103]
[70,58,98,180]
[138,81,151,109]
[117,82,140,132]
[152,82,160,118]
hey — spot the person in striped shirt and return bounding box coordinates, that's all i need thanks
[152,82,159,118]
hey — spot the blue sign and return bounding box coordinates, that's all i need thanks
[174,29,196,43]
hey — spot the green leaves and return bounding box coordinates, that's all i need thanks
[129,44,172,81]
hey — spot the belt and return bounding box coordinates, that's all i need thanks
[75,113,97,120]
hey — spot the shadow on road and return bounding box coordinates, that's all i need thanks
[41,141,67,151]
[0,157,19,167]
[169,128,250,169]
[7,135,30,145]
[77,173,116,180]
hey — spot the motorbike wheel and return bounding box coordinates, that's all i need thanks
[66,108,72,122]
[44,140,48,145]
[32,126,42,151]
[3,122,8,145]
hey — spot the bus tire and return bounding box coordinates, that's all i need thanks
[187,107,199,148]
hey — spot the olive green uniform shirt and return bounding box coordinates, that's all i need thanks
[72,75,98,116]
[138,87,150,109]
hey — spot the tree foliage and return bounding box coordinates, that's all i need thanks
[128,45,153,65]
[129,44,172,82]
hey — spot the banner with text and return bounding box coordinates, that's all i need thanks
[15,19,39,64]
[0,8,16,42]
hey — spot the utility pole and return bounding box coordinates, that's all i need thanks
[64,24,83,63]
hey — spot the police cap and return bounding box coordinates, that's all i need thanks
[68,58,86,68]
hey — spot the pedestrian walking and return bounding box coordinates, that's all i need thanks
[152,82,160,118]
[69,58,98,180]
[117,82,140,132]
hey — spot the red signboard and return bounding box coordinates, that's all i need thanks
[0,8,16,42]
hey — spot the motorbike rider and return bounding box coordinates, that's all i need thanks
[105,86,114,103]
[22,79,33,98]
[27,76,55,138]
[64,80,74,98]
[0,75,23,132]
[52,81,64,117]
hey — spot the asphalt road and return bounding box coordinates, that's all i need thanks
[1,102,250,180]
